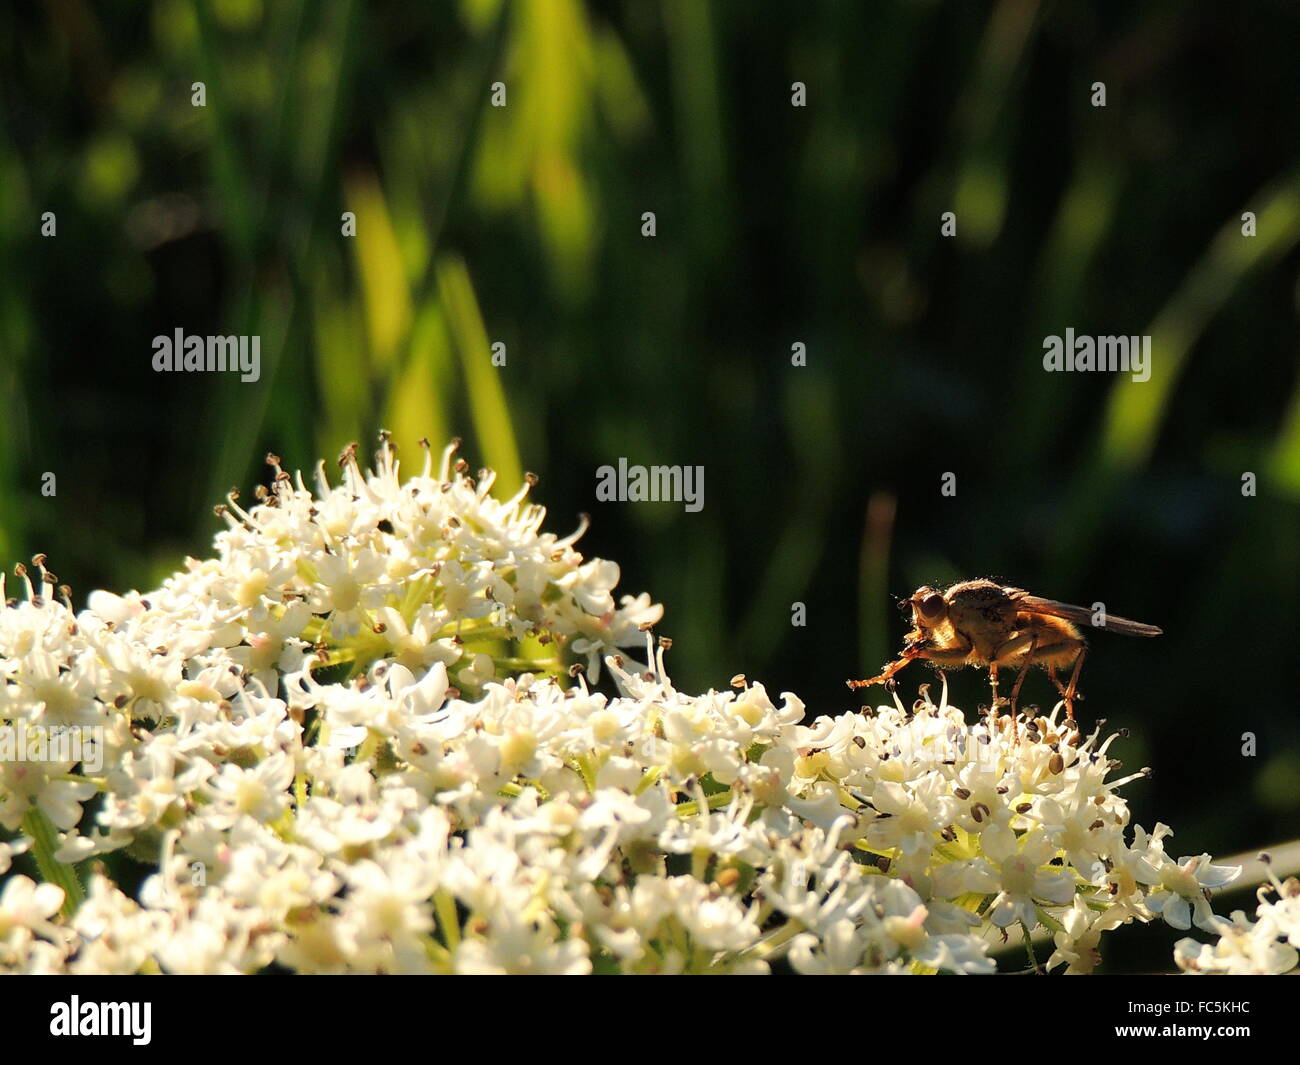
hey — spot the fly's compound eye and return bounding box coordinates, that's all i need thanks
[917,593,947,622]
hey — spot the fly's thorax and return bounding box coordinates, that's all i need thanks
[944,580,1018,662]
[943,578,1006,605]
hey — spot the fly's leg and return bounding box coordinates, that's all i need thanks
[988,631,1038,738]
[847,646,923,690]
[1043,643,1087,722]
[1006,633,1039,741]
[1061,646,1086,721]
[848,641,971,694]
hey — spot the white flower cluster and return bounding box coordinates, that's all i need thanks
[0,438,1258,974]
[1174,862,1300,975]
[770,692,1245,974]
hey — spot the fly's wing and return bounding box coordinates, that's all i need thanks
[1006,589,1163,637]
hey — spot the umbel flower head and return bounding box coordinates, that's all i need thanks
[1173,856,1300,975]
[0,436,1260,974]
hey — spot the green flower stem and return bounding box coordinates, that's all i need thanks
[691,849,709,881]
[486,655,563,675]
[22,806,84,917]
[1020,919,1042,973]
[434,889,461,950]
[422,934,454,972]
[744,918,804,961]
[673,789,736,818]
[397,576,435,621]
[573,754,598,792]
[708,790,736,811]
[634,768,662,795]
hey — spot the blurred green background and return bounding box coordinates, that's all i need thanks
[2,0,1299,970]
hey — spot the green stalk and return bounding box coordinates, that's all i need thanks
[1020,919,1042,974]
[434,889,461,950]
[22,807,84,917]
